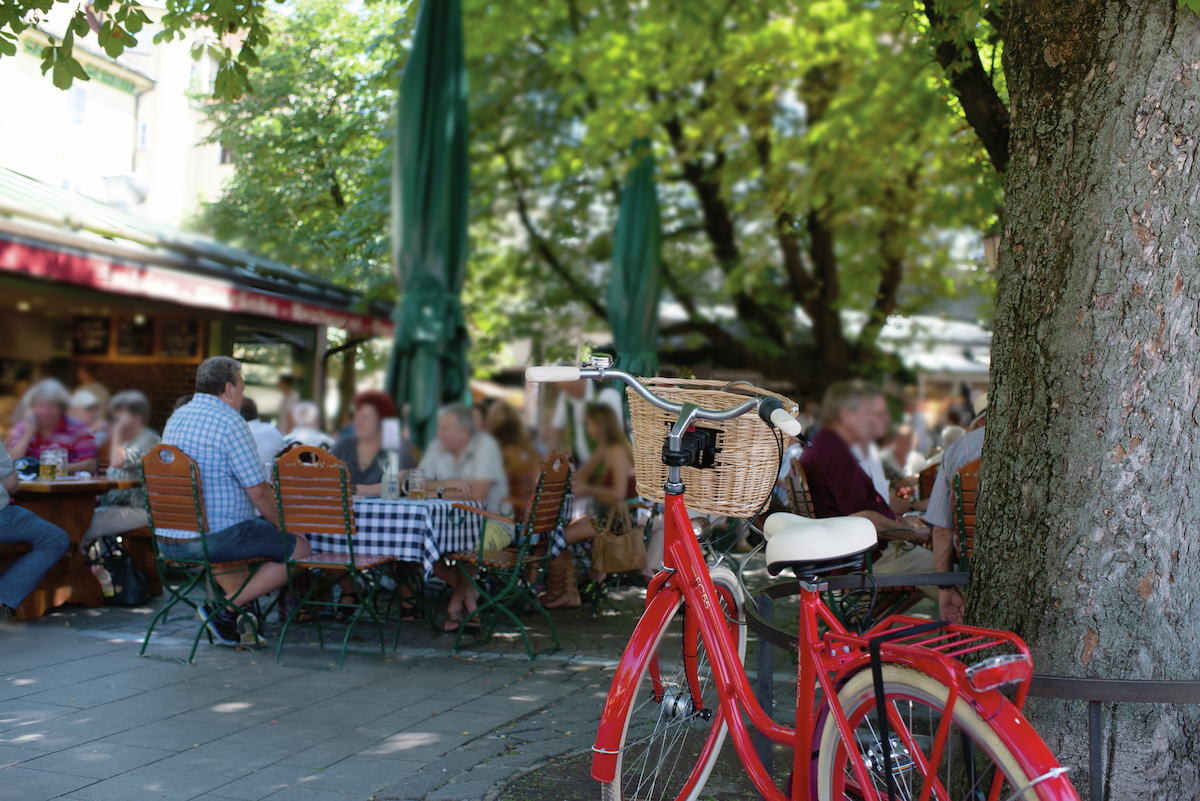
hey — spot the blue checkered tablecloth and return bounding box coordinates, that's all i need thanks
[306,498,567,578]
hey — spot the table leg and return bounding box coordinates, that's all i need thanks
[13,495,104,619]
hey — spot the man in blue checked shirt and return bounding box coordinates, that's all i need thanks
[162,357,312,646]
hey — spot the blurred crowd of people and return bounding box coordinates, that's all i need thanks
[0,353,983,630]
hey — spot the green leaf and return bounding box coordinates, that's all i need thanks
[67,55,89,80]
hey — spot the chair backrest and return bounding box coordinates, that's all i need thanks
[141,443,207,536]
[918,463,939,502]
[953,458,980,562]
[504,450,544,526]
[520,453,572,538]
[273,445,355,541]
[785,458,817,519]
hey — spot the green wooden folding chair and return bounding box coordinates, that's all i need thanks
[273,445,397,670]
[138,444,268,664]
[445,453,571,659]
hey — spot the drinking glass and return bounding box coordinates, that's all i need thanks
[405,469,426,500]
[39,449,57,481]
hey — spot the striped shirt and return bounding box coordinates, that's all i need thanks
[162,394,266,537]
[9,415,97,464]
[923,427,985,530]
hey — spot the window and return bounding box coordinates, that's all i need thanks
[137,121,150,151]
[219,145,234,165]
[69,86,88,126]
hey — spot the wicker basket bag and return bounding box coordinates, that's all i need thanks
[626,378,798,518]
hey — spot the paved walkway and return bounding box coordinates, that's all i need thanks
[0,585,636,801]
[0,556,930,801]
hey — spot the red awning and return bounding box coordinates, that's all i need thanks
[0,239,394,337]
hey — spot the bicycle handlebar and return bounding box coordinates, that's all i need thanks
[526,366,581,383]
[524,364,802,434]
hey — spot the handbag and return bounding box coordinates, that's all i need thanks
[99,539,151,607]
[591,503,646,575]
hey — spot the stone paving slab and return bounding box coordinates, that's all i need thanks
[0,553,898,800]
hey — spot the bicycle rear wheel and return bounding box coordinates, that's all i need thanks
[816,664,1072,801]
[600,566,746,801]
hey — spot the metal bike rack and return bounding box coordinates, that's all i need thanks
[745,574,1200,801]
[1027,676,1200,801]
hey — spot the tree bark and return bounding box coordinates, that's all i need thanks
[975,2,1200,797]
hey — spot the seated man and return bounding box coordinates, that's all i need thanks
[799,380,938,602]
[415,404,508,631]
[0,441,70,620]
[923,396,986,625]
[8,378,98,476]
[162,357,311,646]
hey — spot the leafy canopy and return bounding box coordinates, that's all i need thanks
[198,0,1002,388]
[199,0,402,302]
[460,0,1001,388]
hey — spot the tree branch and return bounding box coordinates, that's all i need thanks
[660,114,785,343]
[923,0,1010,173]
[499,149,608,321]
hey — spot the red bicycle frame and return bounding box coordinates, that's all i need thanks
[591,489,1080,801]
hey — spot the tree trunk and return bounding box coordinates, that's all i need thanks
[974,2,1200,797]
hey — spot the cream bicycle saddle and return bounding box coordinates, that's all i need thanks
[762,512,877,576]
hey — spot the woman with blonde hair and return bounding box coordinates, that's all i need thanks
[485,401,542,486]
[543,403,636,609]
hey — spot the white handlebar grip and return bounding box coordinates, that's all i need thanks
[770,407,802,437]
[526,366,581,383]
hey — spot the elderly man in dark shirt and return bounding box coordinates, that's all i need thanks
[800,380,937,600]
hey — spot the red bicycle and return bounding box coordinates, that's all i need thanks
[527,362,1078,801]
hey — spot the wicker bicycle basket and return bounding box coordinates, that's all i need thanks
[626,378,798,518]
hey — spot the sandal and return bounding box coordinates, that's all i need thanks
[399,600,419,622]
[441,609,482,633]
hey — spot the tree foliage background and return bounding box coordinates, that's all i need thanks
[188,0,1004,392]
[0,0,1008,392]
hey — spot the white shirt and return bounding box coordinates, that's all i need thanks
[908,411,932,457]
[247,419,285,467]
[277,390,299,436]
[284,427,335,450]
[551,381,624,464]
[852,442,891,502]
[417,430,509,513]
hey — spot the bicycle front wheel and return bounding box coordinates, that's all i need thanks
[816,664,1070,801]
[600,565,746,801]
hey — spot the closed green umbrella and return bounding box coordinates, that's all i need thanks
[385,0,471,449]
[607,139,663,382]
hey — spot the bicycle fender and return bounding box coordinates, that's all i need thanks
[826,653,1078,799]
[591,585,682,783]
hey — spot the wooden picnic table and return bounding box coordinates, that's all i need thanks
[5,478,141,619]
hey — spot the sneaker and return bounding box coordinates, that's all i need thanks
[198,603,240,647]
[237,615,268,648]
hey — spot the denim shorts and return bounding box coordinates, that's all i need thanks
[157,518,296,564]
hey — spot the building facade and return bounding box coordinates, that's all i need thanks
[0,8,232,227]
